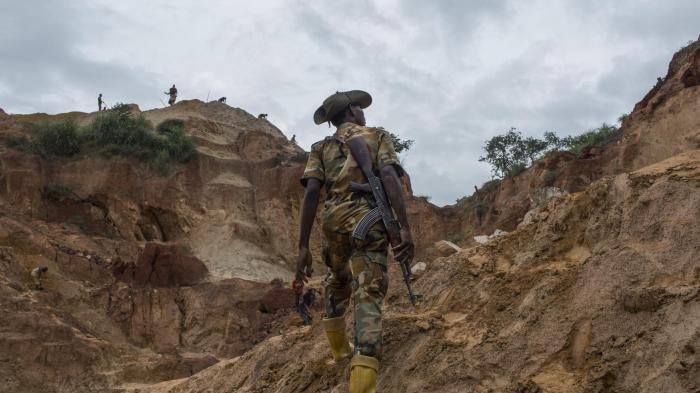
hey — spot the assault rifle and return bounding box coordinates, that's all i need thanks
[344,136,419,306]
[292,280,313,325]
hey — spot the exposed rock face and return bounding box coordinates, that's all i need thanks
[127,41,700,393]
[113,242,208,288]
[143,150,700,393]
[447,40,700,245]
[0,100,309,283]
[434,240,461,256]
[0,102,318,392]
[258,279,297,314]
[0,99,452,392]
[1,40,699,393]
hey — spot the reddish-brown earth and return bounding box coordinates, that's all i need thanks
[0,40,699,393]
[0,97,446,392]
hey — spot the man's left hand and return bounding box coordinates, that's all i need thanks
[295,246,313,285]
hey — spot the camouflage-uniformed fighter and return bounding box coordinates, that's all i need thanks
[296,90,414,393]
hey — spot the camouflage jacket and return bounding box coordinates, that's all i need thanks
[301,123,403,234]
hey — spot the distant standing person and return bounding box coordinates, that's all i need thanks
[165,84,178,106]
[98,94,104,111]
[30,266,48,290]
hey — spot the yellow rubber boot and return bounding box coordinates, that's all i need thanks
[349,354,378,393]
[322,317,353,361]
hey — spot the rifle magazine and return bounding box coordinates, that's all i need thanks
[352,207,383,240]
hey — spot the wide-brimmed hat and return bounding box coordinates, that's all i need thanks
[313,90,372,125]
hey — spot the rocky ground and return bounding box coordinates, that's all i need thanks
[0,40,698,393]
[135,149,700,393]
[0,95,452,392]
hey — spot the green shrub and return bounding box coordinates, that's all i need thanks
[377,127,414,154]
[509,162,527,177]
[8,105,196,175]
[481,122,621,179]
[83,105,196,173]
[162,127,196,163]
[34,120,81,157]
[83,104,156,151]
[156,118,185,135]
[388,131,414,154]
[562,123,619,154]
[6,136,34,153]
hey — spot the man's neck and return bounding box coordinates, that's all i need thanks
[336,120,359,130]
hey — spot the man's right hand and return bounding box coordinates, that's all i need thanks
[295,246,313,284]
[393,227,415,267]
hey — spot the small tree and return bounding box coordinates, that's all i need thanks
[386,130,414,154]
[520,136,550,165]
[481,122,623,178]
[543,131,566,151]
[479,128,528,178]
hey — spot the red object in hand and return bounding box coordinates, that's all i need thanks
[292,280,304,294]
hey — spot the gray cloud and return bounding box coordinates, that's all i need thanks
[0,0,697,205]
[0,0,156,113]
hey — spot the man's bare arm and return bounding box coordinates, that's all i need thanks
[296,178,322,282]
[380,165,414,263]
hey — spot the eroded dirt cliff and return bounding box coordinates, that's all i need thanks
[451,40,700,244]
[126,42,700,393]
[1,40,699,393]
[137,149,700,393]
[0,101,312,392]
[0,99,451,392]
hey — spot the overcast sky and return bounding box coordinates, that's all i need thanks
[1,0,698,205]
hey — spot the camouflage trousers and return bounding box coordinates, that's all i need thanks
[322,225,388,358]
